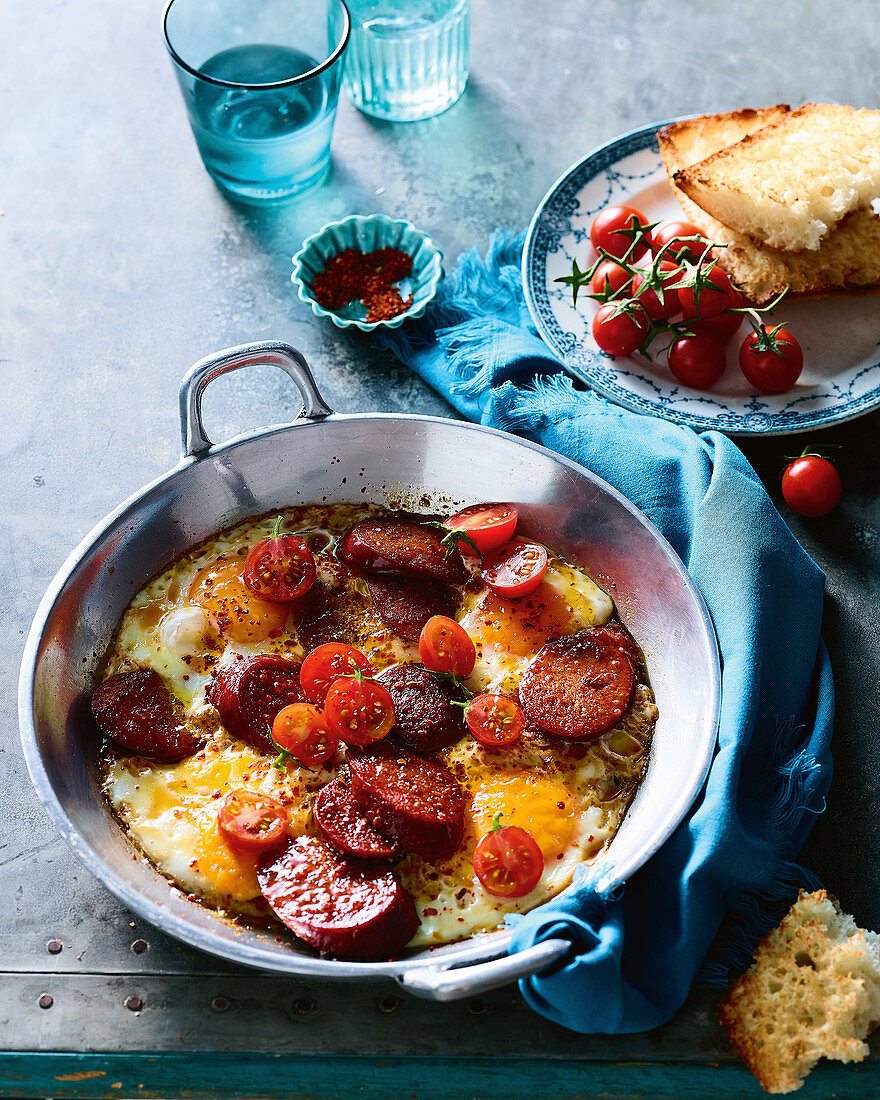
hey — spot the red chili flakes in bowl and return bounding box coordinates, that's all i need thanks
[311,247,414,322]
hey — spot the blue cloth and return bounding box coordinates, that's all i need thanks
[377,232,834,1034]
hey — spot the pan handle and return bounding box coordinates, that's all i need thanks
[179,341,334,457]
[396,937,572,1002]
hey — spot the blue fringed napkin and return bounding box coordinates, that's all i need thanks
[377,231,834,1034]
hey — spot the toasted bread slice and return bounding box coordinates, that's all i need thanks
[673,103,880,250]
[659,108,880,302]
[718,891,880,1095]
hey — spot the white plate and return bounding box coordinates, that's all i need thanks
[523,121,880,435]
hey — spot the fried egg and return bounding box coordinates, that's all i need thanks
[99,504,657,950]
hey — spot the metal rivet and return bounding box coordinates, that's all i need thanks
[293,998,315,1015]
[46,939,63,955]
[124,996,143,1012]
[467,998,487,1015]
[130,939,148,954]
[211,996,230,1012]
[38,994,53,1009]
[377,995,399,1014]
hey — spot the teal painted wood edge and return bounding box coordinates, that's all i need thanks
[1,1052,876,1100]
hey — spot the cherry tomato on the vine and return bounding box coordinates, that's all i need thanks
[466,694,524,747]
[738,326,804,394]
[324,677,395,747]
[649,220,711,263]
[781,455,841,517]
[473,815,544,898]
[481,539,548,599]
[444,503,518,556]
[218,789,288,853]
[589,205,650,261]
[243,517,316,602]
[419,615,476,678]
[592,301,649,356]
[631,259,682,321]
[667,331,727,389]
[300,643,373,704]
[679,265,737,319]
[589,259,632,297]
[689,309,743,344]
[272,702,338,769]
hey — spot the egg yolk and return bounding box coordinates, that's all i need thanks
[193,816,262,903]
[189,556,288,643]
[462,580,577,661]
[470,773,576,860]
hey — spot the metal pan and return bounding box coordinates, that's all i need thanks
[19,341,720,1000]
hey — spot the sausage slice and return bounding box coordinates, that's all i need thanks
[209,654,304,752]
[293,577,367,651]
[367,575,455,640]
[376,663,464,753]
[348,744,465,861]
[314,776,398,860]
[91,669,200,763]
[518,625,637,741]
[337,519,467,584]
[257,836,418,961]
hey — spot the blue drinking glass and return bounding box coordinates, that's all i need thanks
[163,0,350,203]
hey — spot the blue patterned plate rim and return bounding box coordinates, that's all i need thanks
[522,120,880,437]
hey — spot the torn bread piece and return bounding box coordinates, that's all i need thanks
[673,102,880,251]
[718,890,880,1095]
[659,108,880,303]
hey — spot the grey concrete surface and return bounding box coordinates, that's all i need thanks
[2,0,880,1085]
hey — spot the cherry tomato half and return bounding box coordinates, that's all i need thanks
[667,331,726,389]
[218,789,288,853]
[592,301,649,356]
[679,265,737,319]
[474,819,544,898]
[589,259,632,298]
[300,643,373,704]
[272,702,338,769]
[419,615,477,678]
[781,455,841,517]
[466,694,524,747]
[324,676,396,747]
[444,503,518,556]
[590,205,650,261]
[649,220,710,263]
[738,326,804,394]
[243,518,316,602]
[481,539,548,599]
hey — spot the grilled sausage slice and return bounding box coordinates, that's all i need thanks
[348,744,465,861]
[314,776,398,860]
[376,663,464,753]
[209,654,304,752]
[91,669,200,763]
[337,519,467,584]
[366,575,456,641]
[518,625,637,741]
[258,836,418,961]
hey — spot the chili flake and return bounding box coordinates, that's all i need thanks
[311,246,414,322]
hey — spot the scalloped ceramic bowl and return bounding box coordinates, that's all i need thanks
[291,214,443,331]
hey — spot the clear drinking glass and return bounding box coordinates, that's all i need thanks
[343,0,469,122]
[163,0,350,203]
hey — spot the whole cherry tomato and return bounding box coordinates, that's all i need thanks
[738,325,804,394]
[679,265,738,319]
[667,331,727,389]
[444,503,518,556]
[649,220,711,263]
[781,455,841,517]
[466,694,524,747]
[473,813,544,898]
[589,260,632,297]
[688,309,743,344]
[324,676,396,747]
[218,789,288,853]
[419,615,477,678]
[631,259,682,321]
[300,643,373,704]
[592,301,649,356]
[272,702,338,769]
[243,516,316,602]
[589,205,650,261]
[481,539,548,599]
